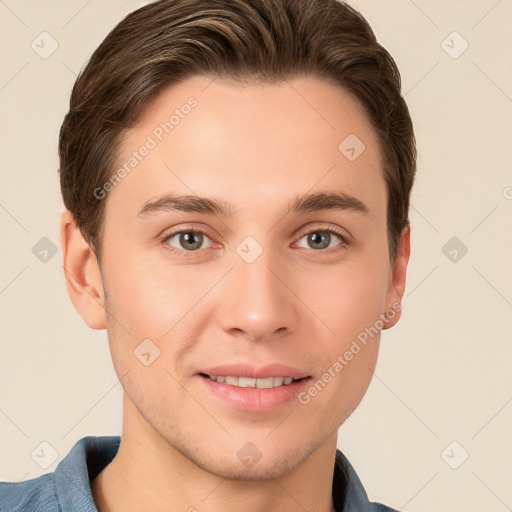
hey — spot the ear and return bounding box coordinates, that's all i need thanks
[382,223,411,329]
[60,210,107,330]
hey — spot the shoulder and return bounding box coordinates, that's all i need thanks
[0,473,60,512]
[1,435,120,512]
[368,503,401,512]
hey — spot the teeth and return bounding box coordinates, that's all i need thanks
[273,377,284,386]
[208,375,297,388]
[225,376,238,386]
[238,377,256,388]
[256,377,274,389]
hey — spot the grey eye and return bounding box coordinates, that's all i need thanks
[165,231,212,251]
[296,231,342,250]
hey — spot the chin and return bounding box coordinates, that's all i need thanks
[194,452,304,481]
[179,434,322,481]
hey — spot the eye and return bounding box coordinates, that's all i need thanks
[159,224,350,258]
[294,226,349,252]
[162,229,214,254]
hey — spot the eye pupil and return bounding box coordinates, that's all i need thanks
[308,232,330,249]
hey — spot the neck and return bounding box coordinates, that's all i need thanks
[91,395,338,512]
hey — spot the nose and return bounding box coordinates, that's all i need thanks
[216,247,299,342]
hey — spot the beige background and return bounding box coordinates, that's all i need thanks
[1,1,511,510]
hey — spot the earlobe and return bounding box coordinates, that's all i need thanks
[60,210,107,330]
[383,223,411,330]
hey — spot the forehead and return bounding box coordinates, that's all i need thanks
[106,75,385,221]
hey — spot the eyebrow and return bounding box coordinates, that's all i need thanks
[137,190,369,217]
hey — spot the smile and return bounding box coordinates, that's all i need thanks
[204,374,301,388]
[198,371,312,412]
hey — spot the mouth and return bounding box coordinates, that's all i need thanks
[199,373,308,389]
[196,365,312,412]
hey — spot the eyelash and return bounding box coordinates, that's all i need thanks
[159,223,351,258]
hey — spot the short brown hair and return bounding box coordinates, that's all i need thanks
[59,0,416,263]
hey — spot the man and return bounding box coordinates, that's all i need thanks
[1,0,415,510]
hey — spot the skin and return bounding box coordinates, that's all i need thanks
[61,75,410,512]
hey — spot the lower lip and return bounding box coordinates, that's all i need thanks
[198,375,312,412]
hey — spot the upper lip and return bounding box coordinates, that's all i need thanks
[198,363,311,380]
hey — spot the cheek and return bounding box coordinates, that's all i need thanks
[102,255,213,380]
[297,263,386,419]
[103,253,198,334]
[297,251,389,406]
[304,257,390,345]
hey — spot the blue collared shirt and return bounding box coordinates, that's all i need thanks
[1,436,399,511]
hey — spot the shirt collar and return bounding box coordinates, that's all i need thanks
[333,448,377,511]
[55,436,120,512]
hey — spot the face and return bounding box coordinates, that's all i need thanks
[70,75,408,479]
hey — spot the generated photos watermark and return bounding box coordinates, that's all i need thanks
[93,96,198,200]
[297,301,402,405]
